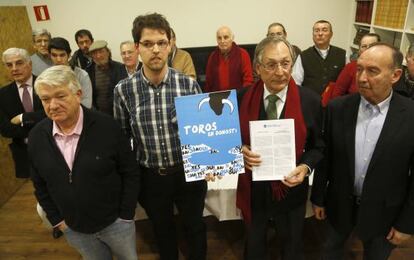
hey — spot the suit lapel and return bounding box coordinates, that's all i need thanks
[10,82,25,113]
[365,94,405,176]
[345,94,360,184]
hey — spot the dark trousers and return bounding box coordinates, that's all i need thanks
[140,167,207,260]
[245,182,306,260]
[322,207,396,260]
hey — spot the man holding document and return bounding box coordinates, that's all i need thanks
[237,36,324,260]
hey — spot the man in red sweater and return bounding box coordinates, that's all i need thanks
[204,26,253,92]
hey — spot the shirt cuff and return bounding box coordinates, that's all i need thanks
[53,220,64,228]
[19,114,23,126]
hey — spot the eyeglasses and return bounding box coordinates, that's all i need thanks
[139,40,169,50]
[121,50,135,57]
[34,39,49,45]
[260,60,292,72]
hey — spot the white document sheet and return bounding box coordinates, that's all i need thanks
[249,119,296,181]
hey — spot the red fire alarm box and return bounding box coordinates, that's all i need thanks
[33,5,50,21]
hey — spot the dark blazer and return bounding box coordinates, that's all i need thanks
[239,86,324,212]
[311,92,414,240]
[0,77,45,178]
[28,107,140,233]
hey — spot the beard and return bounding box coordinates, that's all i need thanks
[147,57,167,72]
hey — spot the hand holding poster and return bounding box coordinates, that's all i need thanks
[174,90,244,184]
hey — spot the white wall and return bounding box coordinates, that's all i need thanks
[6,0,353,62]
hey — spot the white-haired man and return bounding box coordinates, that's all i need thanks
[204,26,253,92]
[31,28,53,76]
[0,48,45,178]
[29,65,140,259]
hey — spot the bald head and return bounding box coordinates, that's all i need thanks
[216,26,234,54]
[357,43,403,104]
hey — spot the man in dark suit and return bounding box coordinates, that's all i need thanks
[0,48,45,178]
[311,43,414,260]
[237,36,324,260]
[29,65,140,259]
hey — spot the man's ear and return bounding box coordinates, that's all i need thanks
[255,63,261,76]
[391,68,403,84]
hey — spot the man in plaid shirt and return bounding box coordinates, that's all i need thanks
[113,13,207,260]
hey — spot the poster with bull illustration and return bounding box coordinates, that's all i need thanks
[174,90,245,184]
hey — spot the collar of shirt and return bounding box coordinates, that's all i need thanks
[16,76,34,101]
[140,67,170,88]
[16,75,34,89]
[360,91,393,116]
[314,46,330,59]
[53,106,84,137]
[263,84,288,118]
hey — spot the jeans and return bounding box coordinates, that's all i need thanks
[63,218,138,260]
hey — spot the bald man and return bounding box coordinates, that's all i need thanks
[204,26,253,92]
[312,43,414,259]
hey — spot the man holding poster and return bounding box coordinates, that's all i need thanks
[237,36,324,260]
[113,13,207,260]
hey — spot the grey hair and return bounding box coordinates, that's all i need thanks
[2,48,31,63]
[217,26,235,39]
[34,65,81,94]
[253,36,296,67]
[32,28,51,41]
[119,40,135,48]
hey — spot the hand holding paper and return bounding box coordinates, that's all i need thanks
[242,145,262,171]
[281,164,308,187]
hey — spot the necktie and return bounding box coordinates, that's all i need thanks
[21,84,33,112]
[266,94,279,119]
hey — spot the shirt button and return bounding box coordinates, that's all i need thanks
[159,126,162,129]
[364,158,367,161]
[157,93,160,96]
[161,143,165,146]
[361,175,365,178]
[158,109,161,112]
[164,157,167,160]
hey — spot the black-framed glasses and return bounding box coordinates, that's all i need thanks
[139,40,169,50]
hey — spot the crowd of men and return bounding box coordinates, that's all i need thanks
[1,12,414,260]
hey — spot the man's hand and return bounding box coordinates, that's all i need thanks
[281,164,308,187]
[312,204,326,220]
[242,145,261,171]
[387,227,412,245]
[57,221,68,232]
[10,114,22,125]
